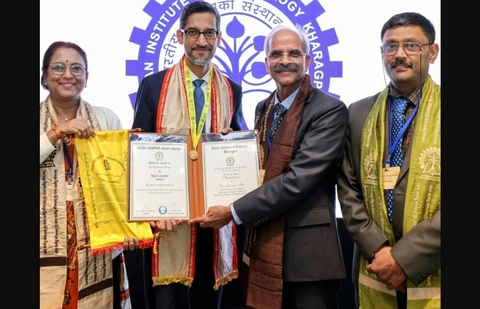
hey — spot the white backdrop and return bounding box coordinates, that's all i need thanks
[40,0,440,216]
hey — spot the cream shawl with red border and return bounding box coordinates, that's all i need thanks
[151,56,238,289]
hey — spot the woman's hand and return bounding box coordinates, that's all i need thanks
[123,237,139,250]
[55,118,96,139]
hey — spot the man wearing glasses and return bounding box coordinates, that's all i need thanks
[128,2,245,309]
[337,12,440,309]
[189,23,349,309]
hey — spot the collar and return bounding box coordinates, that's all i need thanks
[389,83,423,105]
[275,87,300,109]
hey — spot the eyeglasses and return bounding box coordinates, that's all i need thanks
[268,49,305,60]
[50,63,85,76]
[380,42,433,56]
[181,28,219,40]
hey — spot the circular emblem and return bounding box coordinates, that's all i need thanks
[126,0,342,129]
[159,206,167,215]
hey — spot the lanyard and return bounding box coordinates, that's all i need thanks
[385,96,419,168]
[183,61,212,150]
[62,139,74,183]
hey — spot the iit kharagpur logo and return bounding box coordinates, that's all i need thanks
[126,0,342,129]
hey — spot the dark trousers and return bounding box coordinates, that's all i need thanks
[125,227,222,309]
[282,280,340,309]
[396,290,406,309]
[123,248,153,308]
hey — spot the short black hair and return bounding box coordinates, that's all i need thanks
[179,1,221,30]
[381,12,436,43]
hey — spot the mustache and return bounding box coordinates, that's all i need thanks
[392,61,412,68]
[273,64,299,73]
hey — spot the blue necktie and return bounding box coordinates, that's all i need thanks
[193,79,204,131]
[269,103,287,145]
[386,97,409,222]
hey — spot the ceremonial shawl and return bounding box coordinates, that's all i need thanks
[40,98,117,309]
[358,75,440,308]
[244,75,313,309]
[152,56,238,289]
[75,129,154,254]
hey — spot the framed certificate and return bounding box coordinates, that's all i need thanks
[128,133,190,220]
[201,130,261,211]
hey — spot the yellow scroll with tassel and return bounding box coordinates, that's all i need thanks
[75,129,153,254]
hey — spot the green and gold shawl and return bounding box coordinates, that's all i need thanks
[358,75,440,308]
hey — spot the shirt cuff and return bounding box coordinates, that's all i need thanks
[230,203,242,224]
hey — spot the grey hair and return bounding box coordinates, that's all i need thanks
[264,23,310,56]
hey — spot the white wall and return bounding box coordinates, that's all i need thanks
[40,0,440,216]
[40,0,440,126]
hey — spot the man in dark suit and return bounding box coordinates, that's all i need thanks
[127,2,245,309]
[190,23,348,309]
[336,12,440,309]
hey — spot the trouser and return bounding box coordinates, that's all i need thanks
[282,279,340,309]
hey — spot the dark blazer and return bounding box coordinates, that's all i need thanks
[337,93,441,287]
[132,70,244,131]
[233,89,348,282]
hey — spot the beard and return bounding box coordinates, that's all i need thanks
[192,57,211,66]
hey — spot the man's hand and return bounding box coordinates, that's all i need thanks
[366,246,407,291]
[220,127,234,135]
[189,205,233,229]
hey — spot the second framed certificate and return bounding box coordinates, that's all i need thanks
[202,131,261,209]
